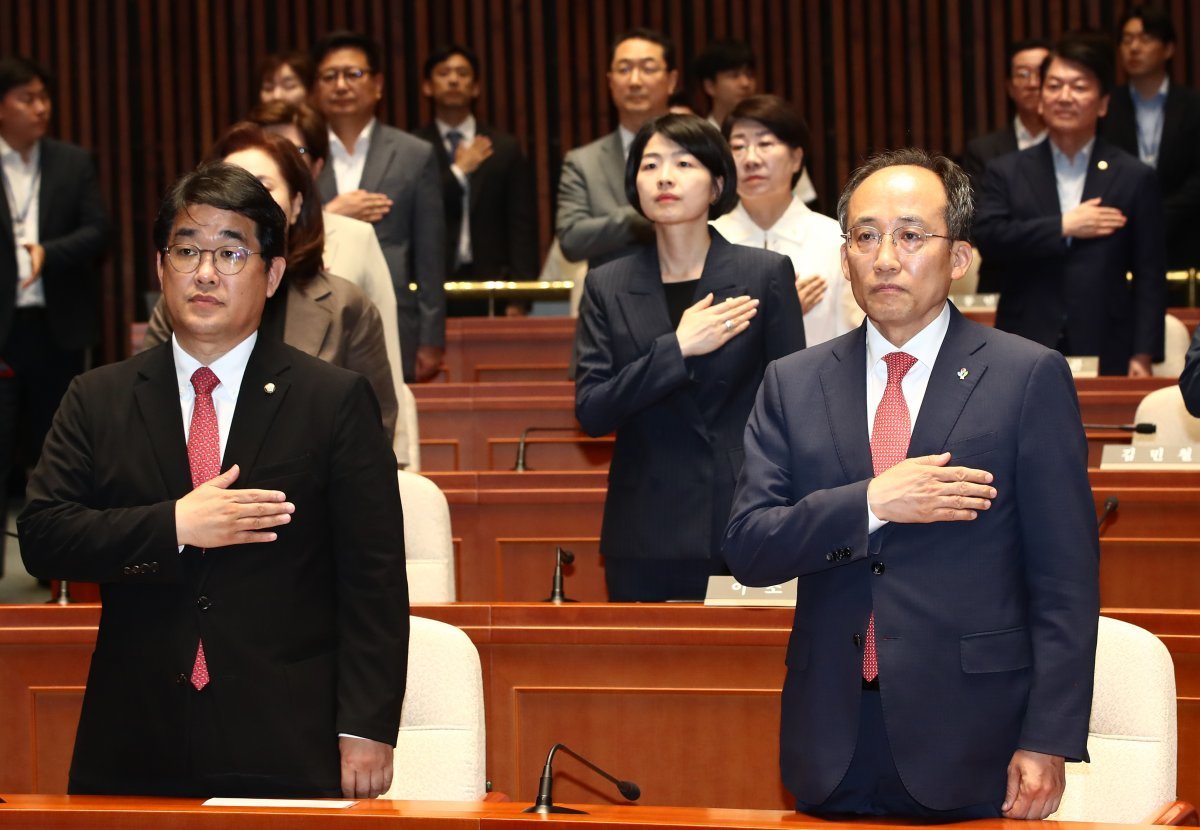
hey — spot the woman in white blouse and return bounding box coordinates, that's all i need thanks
[711,95,860,346]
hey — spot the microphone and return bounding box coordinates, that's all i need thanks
[523,743,640,814]
[545,547,577,604]
[1097,495,1119,530]
[1082,422,1157,434]
[513,426,583,471]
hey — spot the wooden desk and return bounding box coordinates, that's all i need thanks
[0,794,1163,830]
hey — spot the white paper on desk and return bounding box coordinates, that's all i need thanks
[202,797,356,809]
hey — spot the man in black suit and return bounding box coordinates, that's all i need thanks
[0,57,107,577]
[19,163,409,798]
[975,32,1167,376]
[1182,325,1200,416]
[1101,5,1200,270]
[414,44,538,316]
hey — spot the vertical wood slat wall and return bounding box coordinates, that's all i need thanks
[0,0,1197,363]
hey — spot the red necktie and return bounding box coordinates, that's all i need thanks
[864,352,918,682]
[187,367,221,690]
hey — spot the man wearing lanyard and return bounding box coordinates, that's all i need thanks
[0,57,107,578]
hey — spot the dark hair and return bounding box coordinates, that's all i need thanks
[610,28,676,72]
[153,162,288,265]
[0,56,51,99]
[1042,31,1115,97]
[247,99,331,166]
[625,113,738,221]
[723,94,810,186]
[423,43,480,80]
[257,50,315,93]
[1119,4,1176,46]
[1007,38,1052,75]
[692,40,756,83]
[311,31,382,74]
[206,124,324,287]
[836,148,974,243]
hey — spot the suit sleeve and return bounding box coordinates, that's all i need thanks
[762,255,806,360]
[411,144,447,349]
[41,150,109,276]
[329,375,409,744]
[1013,349,1099,759]
[17,377,183,583]
[723,361,872,585]
[1127,167,1169,361]
[574,272,691,437]
[505,143,540,279]
[973,162,1065,266]
[339,290,400,451]
[555,149,653,263]
[1180,322,1200,416]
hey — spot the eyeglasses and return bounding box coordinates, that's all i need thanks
[610,59,666,79]
[841,225,951,256]
[162,244,263,275]
[1012,68,1041,82]
[317,66,370,84]
[728,138,786,157]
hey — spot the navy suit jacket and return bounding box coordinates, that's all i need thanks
[974,137,1167,375]
[575,231,805,564]
[961,123,1019,195]
[724,307,1099,811]
[18,336,409,797]
[1181,324,1200,417]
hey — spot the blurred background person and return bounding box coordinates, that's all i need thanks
[258,50,315,107]
[575,113,805,602]
[713,95,857,347]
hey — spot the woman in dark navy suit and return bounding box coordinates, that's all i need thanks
[575,114,806,602]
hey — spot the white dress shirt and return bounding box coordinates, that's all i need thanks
[172,331,256,463]
[0,135,44,306]
[1050,136,1096,222]
[864,302,951,532]
[712,196,857,347]
[436,114,476,268]
[329,117,376,194]
[1013,115,1048,151]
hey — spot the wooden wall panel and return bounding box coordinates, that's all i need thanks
[3,0,1199,363]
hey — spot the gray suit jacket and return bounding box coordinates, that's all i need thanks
[555,131,654,267]
[318,122,446,351]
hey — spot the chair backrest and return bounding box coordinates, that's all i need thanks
[1153,314,1191,377]
[400,383,422,472]
[396,471,456,602]
[384,616,486,801]
[1132,386,1200,447]
[1052,616,1177,823]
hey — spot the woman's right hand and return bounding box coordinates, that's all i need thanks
[795,274,827,314]
[677,292,759,358]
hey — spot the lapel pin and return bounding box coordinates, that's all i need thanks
[957,368,969,380]
[264,382,276,395]
[1097,160,1109,171]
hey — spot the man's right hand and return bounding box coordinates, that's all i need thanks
[326,189,394,223]
[175,464,294,548]
[1061,197,1126,239]
[867,452,995,523]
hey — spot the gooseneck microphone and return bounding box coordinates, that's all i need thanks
[1082,422,1157,434]
[1097,495,1119,530]
[513,426,583,471]
[523,743,640,814]
[545,546,576,603]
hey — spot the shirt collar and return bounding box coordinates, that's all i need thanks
[1012,116,1047,149]
[865,301,951,373]
[172,331,258,401]
[0,134,39,167]
[329,117,377,158]
[1132,76,1170,105]
[714,197,814,245]
[618,125,636,159]
[1049,135,1096,168]
[436,114,476,142]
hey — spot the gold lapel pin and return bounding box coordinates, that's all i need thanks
[264,382,276,395]
[1097,160,1109,171]
[957,368,969,380]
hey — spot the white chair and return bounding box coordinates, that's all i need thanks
[1153,314,1191,377]
[396,471,456,602]
[1052,616,1189,823]
[384,616,486,801]
[1132,386,1200,447]
[400,383,421,472]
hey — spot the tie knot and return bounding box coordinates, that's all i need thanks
[446,130,462,142]
[191,366,220,396]
[883,351,918,384]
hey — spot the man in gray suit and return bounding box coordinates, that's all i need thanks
[312,31,446,383]
[555,28,679,269]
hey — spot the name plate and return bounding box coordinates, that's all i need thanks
[1099,444,1200,470]
[1065,356,1100,378]
[954,293,999,309]
[704,576,797,607]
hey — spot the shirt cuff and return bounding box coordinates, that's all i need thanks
[867,495,888,534]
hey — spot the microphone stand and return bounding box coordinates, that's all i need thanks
[513,426,585,471]
[545,547,576,603]
[523,743,640,814]
[1097,495,1119,532]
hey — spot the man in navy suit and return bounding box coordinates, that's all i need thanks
[975,32,1167,376]
[725,147,1098,819]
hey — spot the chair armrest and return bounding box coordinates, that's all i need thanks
[1149,800,1199,825]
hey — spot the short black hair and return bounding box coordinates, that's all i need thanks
[311,31,382,74]
[692,40,756,83]
[610,28,676,72]
[423,43,480,80]
[625,113,738,221]
[153,162,288,263]
[1119,4,1176,45]
[0,56,51,99]
[1043,30,1115,97]
[723,95,810,187]
[1007,38,1052,76]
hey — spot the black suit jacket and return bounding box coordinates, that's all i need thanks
[1101,83,1200,270]
[962,123,1019,195]
[413,122,539,281]
[974,137,1167,375]
[574,231,805,564]
[725,308,1099,810]
[0,138,108,350]
[18,336,409,797]
[1182,325,1200,417]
